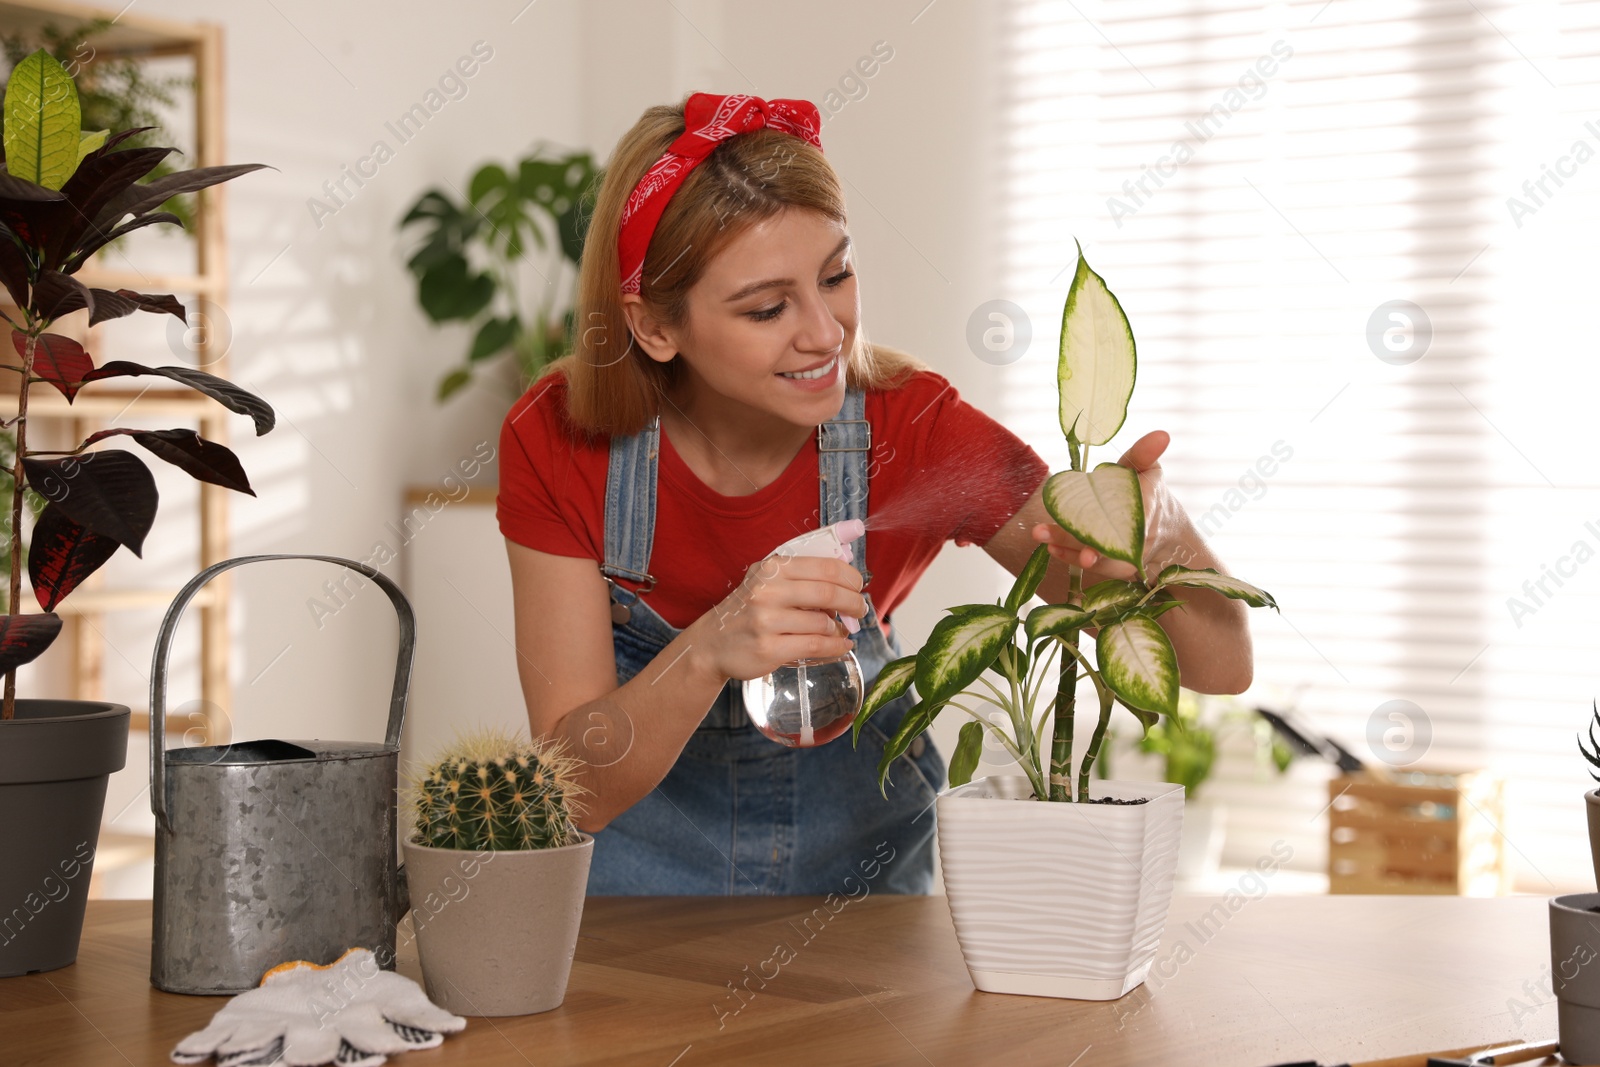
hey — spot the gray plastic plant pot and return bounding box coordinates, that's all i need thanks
[1585,789,1600,890]
[0,700,130,978]
[1551,891,1600,1064]
[403,832,593,1017]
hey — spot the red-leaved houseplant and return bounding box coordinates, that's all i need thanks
[0,48,273,976]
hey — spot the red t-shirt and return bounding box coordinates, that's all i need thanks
[496,369,1049,630]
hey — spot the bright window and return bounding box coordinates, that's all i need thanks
[999,0,1600,890]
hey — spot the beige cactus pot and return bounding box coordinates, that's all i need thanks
[402,832,593,1016]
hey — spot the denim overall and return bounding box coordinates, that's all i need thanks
[589,387,947,895]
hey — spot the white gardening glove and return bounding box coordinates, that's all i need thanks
[170,947,466,1066]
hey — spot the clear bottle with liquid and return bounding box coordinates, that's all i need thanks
[742,652,863,748]
[740,522,866,748]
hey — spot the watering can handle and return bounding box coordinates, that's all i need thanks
[149,554,417,829]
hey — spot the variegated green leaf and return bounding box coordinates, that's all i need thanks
[853,655,917,748]
[875,700,939,796]
[948,720,985,787]
[914,606,1018,704]
[1134,598,1186,623]
[4,50,81,189]
[1095,615,1179,718]
[1058,239,1136,446]
[947,602,997,617]
[1154,565,1279,610]
[1004,543,1051,614]
[1025,602,1094,643]
[1127,705,1159,735]
[1082,579,1145,619]
[1041,463,1144,569]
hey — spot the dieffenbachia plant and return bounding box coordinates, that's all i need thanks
[0,50,273,718]
[854,242,1278,802]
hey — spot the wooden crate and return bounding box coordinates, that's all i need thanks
[1326,769,1512,895]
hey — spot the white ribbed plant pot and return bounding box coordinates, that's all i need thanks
[936,776,1185,1000]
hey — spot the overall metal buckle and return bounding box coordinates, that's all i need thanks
[605,572,656,625]
[816,420,871,452]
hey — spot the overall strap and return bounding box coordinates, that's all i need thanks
[602,415,661,591]
[817,386,872,584]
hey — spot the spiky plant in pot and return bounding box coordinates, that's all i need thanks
[1578,701,1600,896]
[401,727,595,1017]
[1580,701,1600,785]
[404,727,588,850]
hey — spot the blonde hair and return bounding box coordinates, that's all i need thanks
[548,94,923,437]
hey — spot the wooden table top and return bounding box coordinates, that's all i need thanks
[0,894,1569,1066]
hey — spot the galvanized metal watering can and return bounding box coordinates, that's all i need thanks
[149,554,414,995]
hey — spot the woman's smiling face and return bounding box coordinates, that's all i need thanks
[669,208,859,427]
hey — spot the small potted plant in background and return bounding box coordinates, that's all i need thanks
[1098,691,1295,885]
[401,726,593,1016]
[398,146,599,402]
[0,48,271,977]
[855,242,1278,1000]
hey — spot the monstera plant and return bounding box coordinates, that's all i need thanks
[855,241,1279,802]
[398,147,599,401]
[0,48,272,716]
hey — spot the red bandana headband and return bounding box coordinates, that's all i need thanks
[618,92,824,294]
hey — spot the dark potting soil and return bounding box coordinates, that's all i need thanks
[1021,795,1150,805]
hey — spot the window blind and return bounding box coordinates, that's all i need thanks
[996,0,1600,890]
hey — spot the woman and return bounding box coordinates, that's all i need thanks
[498,92,1253,896]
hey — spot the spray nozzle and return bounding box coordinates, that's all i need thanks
[771,519,866,563]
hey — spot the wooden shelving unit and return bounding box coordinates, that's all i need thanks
[0,1,233,746]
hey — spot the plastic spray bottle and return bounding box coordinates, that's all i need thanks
[740,521,867,747]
